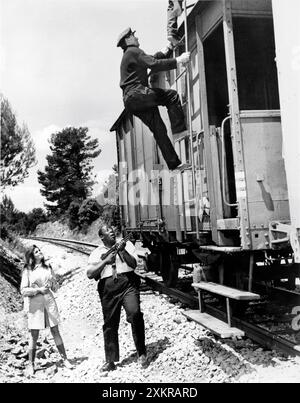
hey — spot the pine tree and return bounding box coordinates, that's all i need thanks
[0,95,36,188]
[37,127,101,215]
[0,194,18,224]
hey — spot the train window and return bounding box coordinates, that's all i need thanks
[233,17,280,110]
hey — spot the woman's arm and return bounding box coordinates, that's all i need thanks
[49,265,59,292]
[20,270,42,297]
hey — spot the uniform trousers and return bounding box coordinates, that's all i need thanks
[124,86,186,170]
[98,271,146,363]
[167,0,183,40]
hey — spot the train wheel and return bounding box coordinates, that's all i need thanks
[161,251,179,288]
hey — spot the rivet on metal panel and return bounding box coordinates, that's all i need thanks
[247,243,251,246]
[265,242,269,246]
[264,233,268,237]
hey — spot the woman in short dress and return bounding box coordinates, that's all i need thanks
[20,244,72,376]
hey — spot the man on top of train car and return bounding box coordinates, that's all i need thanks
[167,0,183,46]
[117,27,190,170]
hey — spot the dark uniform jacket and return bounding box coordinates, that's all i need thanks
[120,45,177,97]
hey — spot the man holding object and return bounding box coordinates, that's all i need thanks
[86,225,147,372]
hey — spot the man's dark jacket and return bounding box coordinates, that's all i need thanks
[120,45,177,96]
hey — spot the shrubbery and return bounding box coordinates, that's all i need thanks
[0,196,47,236]
[66,201,81,230]
[78,198,103,231]
[101,204,120,230]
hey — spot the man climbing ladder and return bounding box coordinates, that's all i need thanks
[117,27,190,171]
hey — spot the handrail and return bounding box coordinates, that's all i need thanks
[220,115,238,208]
[183,0,199,240]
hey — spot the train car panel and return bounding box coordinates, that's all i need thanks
[198,0,223,40]
[231,0,272,16]
[123,123,138,229]
[272,0,300,261]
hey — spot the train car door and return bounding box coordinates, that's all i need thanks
[197,0,240,246]
[224,1,290,250]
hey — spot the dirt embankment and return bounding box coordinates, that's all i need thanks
[34,218,103,244]
[0,244,23,316]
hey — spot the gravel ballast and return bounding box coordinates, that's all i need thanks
[0,241,299,383]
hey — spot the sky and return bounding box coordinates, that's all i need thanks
[0,0,170,212]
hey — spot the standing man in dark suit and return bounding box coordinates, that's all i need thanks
[86,225,147,372]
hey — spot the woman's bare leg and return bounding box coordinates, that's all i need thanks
[27,329,39,375]
[50,325,73,369]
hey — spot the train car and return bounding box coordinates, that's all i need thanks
[110,0,300,294]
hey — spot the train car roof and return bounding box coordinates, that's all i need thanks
[110,109,129,132]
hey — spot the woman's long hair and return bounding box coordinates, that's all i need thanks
[24,244,48,271]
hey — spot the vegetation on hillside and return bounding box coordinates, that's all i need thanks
[37,127,101,215]
[0,94,36,188]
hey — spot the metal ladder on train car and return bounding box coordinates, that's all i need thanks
[172,0,200,240]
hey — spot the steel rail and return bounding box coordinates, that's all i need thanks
[26,237,94,255]
[28,236,98,248]
[27,236,300,356]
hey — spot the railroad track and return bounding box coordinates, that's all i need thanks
[27,236,300,357]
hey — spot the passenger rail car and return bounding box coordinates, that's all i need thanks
[110,0,300,290]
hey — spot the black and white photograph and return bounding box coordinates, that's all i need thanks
[0,0,300,386]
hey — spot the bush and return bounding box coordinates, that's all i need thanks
[101,204,120,230]
[66,201,81,230]
[24,208,47,234]
[78,198,103,228]
[0,225,11,241]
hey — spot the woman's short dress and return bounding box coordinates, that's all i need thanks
[21,265,60,330]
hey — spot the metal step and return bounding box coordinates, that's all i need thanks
[192,282,260,301]
[182,310,245,338]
